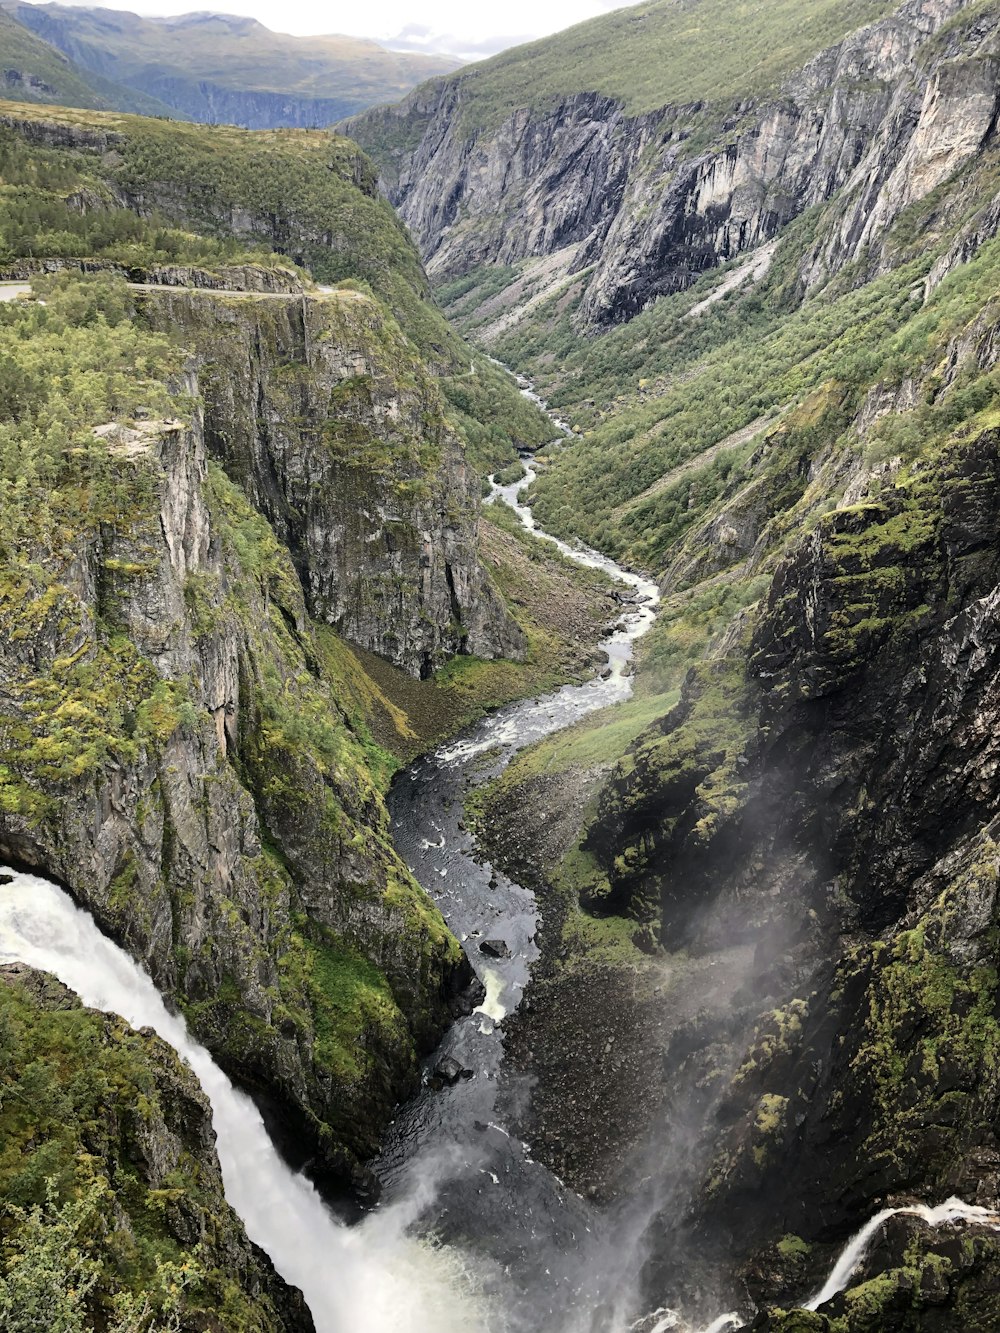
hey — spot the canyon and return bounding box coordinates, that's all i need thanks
[5,0,1000,1329]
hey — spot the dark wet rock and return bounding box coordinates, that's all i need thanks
[631,923,659,955]
[448,972,487,1018]
[480,939,512,959]
[434,1055,473,1085]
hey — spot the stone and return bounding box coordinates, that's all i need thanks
[480,939,511,959]
[434,1055,473,1085]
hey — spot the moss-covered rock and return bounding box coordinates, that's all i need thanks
[0,962,314,1331]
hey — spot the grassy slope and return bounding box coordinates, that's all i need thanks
[494,143,1000,566]
[0,7,104,108]
[481,109,1000,924]
[0,971,294,1331]
[7,3,461,110]
[369,0,897,134]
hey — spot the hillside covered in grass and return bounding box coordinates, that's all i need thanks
[393,0,898,132]
[0,7,172,114]
[0,96,568,1243]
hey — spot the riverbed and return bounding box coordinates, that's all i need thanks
[371,422,663,1329]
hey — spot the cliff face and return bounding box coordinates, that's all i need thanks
[0,104,547,1198]
[0,963,315,1330]
[422,2,1000,1317]
[484,262,1000,1329]
[0,379,478,1187]
[347,0,999,327]
[140,287,522,677]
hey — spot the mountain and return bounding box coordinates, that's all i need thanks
[344,0,1000,1325]
[0,5,174,113]
[3,2,463,127]
[8,0,1000,1326]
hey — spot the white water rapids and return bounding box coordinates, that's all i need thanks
[803,1198,1000,1311]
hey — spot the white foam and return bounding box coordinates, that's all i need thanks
[473,967,508,1022]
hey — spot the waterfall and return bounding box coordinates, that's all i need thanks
[636,1197,1000,1333]
[0,869,489,1333]
[803,1197,1000,1311]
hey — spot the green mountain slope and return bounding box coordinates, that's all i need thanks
[5,3,463,127]
[414,2,1000,1324]
[415,0,898,130]
[0,5,172,114]
[0,97,558,1212]
[0,966,313,1331]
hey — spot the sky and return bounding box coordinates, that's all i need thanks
[48,0,643,59]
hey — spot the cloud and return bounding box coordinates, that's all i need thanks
[384,24,537,61]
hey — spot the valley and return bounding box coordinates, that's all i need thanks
[4,0,1000,1329]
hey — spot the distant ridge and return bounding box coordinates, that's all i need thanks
[2,2,463,127]
[0,5,176,113]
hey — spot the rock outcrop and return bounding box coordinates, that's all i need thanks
[139,287,523,676]
[0,104,541,1198]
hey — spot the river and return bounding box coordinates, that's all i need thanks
[371,437,662,1331]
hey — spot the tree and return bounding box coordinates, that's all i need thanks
[0,1178,195,1333]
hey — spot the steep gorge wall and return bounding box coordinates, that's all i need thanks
[0,365,477,1191]
[348,0,1000,326]
[140,287,522,677]
[559,369,1000,1316]
[0,103,543,1198]
[0,963,315,1330]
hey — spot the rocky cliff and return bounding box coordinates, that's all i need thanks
[139,286,522,677]
[0,346,474,1189]
[347,0,1000,328]
[480,332,1000,1326]
[0,962,314,1331]
[0,103,547,1202]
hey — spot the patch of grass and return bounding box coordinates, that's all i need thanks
[305,934,412,1085]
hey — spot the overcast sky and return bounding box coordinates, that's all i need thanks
[52,0,643,59]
